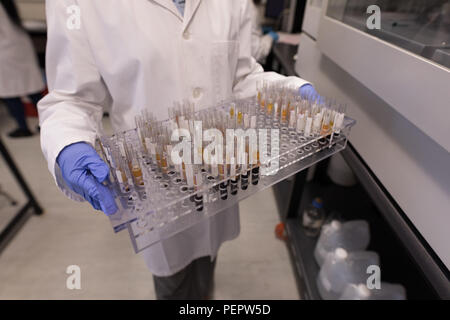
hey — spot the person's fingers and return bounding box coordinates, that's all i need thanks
[77,172,117,215]
[299,84,315,99]
[87,195,101,211]
[75,146,110,183]
[97,184,119,216]
[76,172,102,207]
[84,156,110,183]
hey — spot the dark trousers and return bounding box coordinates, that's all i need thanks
[153,256,217,300]
[2,92,42,130]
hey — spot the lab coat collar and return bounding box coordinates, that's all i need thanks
[151,0,183,22]
[183,0,202,31]
[150,0,202,29]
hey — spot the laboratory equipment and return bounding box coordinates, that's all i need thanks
[97,82,356,253]
[301,197,326,237]
[339,283,406,300]
[296,0,450,299]
[314,220,370,267]
[317,248,380,300]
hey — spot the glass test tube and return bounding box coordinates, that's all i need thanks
[229,157,239,196]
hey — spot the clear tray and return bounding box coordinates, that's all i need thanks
[99,98,356,253]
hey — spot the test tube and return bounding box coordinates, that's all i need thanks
[112,149,131,195]
[194,169,204,212]
[260,80,267,111]
[288,102,297,131]
[312,104,324,136]
[321,107,332,136]
[280,98,288,126]
[256,80,263,106]
[304,109,313,137]
[127,146,145,187]
[273,92,280,123]
[218,114,229,201]
[333,105,346,135]
[296,104,306,135]
[229,157,239,196]
[240,152,249,191]
[266,93,274,118]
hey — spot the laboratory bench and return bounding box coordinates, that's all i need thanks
[274,143,450,300]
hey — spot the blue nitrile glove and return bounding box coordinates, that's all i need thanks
[262,26,274,34]
[57,142,118,216]
[299,84,324,103]
[299,84,317,98]
[268,31,279,42]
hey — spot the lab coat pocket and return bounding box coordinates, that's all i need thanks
[210,41,239,102]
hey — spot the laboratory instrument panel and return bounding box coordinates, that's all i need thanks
[326,0,450,68]
[96,81,356,253]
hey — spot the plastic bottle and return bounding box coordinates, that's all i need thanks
[314,220,370,267]
[302,197,326,237]
[317,248,380,300]
[339,283,406,300]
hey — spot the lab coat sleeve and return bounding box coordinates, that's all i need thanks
[232,0,310,99]
[38,0,110,201]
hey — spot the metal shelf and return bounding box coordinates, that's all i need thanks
[285,218,321,300]
[340,144,450,299]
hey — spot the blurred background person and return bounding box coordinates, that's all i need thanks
[250,0,279,64]
[0,0,45,138]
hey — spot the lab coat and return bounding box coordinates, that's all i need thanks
[250,1,274,63]
[38,0,309,277]
[0,5,44,98]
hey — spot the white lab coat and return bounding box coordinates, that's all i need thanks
[0,5,44,98]
[250,1,274,63]
[38,0,309,277]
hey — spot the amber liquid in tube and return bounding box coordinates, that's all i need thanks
[132,165,144,186]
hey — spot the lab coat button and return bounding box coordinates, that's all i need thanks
[183,31,191,40]
[193,88,202,99]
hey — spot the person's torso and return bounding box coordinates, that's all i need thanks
[79,0,245,131]
[0,5,44,97]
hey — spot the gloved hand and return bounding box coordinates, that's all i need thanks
[57,142,118,216]
[299,84,318,99]
[299,84,325,103]
[268,31,279,42]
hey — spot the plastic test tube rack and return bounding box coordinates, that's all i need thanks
[96,93,356,253]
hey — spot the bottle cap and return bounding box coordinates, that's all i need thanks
[357,284,371,298]
[312,197,323,209]
[331,220,341,229]
[335,248,348,259]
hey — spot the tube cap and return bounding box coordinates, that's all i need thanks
[331,220,341,229]
[312,197,323,209]
[357,284,371,298]
[335,248,348,259]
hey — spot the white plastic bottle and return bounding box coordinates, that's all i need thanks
[314,220,370,267]
[302,197,326,237]
[317,248,380,300]
[339,283,406,300]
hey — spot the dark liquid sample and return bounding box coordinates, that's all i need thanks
[219,181,228,200]
[230,177,239,195]
[241,171,249,190]
[195,194,204,212]
[251,167,259,185]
